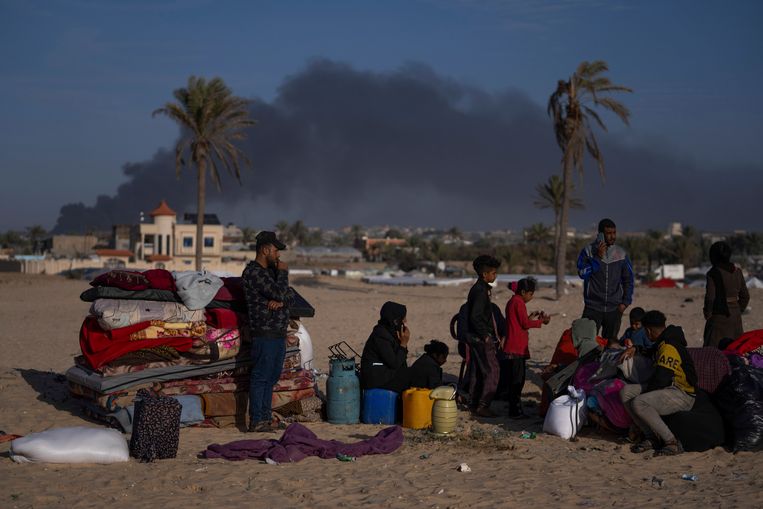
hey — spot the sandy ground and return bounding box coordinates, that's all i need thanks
[0,273,761,508]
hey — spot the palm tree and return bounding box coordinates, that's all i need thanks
[548,60,632,298]
[153,76,255,270]
[534,174,584,247]
[26,225,47,254]
[525,223,553,273]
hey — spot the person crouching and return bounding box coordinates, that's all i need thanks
[619,310,697,456]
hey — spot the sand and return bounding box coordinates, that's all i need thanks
[0,273,761,508]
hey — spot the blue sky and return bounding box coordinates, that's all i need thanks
[1,0,762,231]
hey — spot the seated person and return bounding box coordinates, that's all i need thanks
[409,340,449,389]
[620,310,697,456]
[360,301,410,393]
[620,307,652,349]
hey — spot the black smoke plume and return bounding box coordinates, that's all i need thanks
[53,59,763,233]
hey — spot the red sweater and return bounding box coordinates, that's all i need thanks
[504,295,542,358]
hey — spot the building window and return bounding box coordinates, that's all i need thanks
[204,237,214,248]
[143,234,153,245]
[157,235,163,254]
[183,237,193,248]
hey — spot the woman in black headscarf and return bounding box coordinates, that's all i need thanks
[360,301,411,393]
[703,241,750,347]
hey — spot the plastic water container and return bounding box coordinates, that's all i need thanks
[326,358,360,424]
[361,389,398,424]
[402,387,434,429]
[430,385,458,435]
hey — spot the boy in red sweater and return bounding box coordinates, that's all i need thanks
[504,277,550,418]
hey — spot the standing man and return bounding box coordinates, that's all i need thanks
[577,218,634,340]
[242,231,293,433]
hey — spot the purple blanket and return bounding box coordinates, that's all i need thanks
[203,423,404,463]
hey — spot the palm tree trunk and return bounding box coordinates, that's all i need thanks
[195,158,206,271]
[555,157,573,299]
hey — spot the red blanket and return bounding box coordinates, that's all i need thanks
[79,316,193,369]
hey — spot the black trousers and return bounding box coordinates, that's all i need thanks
[505,357,526,413]
[583,306,623,341]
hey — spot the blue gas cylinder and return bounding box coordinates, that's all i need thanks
[326,358,360,424]
[361,388,398,425]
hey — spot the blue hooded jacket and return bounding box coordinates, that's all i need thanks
[577,241,634,313]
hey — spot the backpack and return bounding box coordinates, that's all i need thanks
[449,303,470,343]
[129,389,181,462]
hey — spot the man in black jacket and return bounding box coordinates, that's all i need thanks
[360,301,410,393]
[466,254,501,417]
[242,231,294,433]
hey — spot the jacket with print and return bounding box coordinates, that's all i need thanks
[646,325,697,395]
[242,261,294,339]
[577,242,634,313]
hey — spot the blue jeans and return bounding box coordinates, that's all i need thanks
[249,337,286,424]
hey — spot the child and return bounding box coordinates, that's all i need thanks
[620,307,652,349]
[409,340,449,389]
[465,254,502,417]
[504,277,550,418]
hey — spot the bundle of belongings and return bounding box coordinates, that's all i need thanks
[543,319,748,452]
[66,269,320,433]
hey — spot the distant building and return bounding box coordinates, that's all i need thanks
[129,200,224,266]
[668,222,683,238]
[45,235,100,258]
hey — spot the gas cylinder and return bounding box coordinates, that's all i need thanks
[326,358,360,424]
[430,385,458,435]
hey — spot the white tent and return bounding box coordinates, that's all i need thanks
[746,277,763,289]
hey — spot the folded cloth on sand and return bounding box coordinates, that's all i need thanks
[203,422,403,462]
[173,270,224,310]
[79,316,194,369]
[91,299,204,330]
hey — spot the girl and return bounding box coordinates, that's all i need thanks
[409,340,449,389]
[504,277,550,418]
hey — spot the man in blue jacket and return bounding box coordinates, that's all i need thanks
[577,218,634,340]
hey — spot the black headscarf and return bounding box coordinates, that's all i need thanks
[378,301,407,336]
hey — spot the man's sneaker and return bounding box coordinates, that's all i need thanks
[247,421,276,433]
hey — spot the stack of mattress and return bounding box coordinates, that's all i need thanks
[65,268,318,431]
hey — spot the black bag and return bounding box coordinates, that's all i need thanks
[712,356,763,452]
[129,389,181,462]
[544,348,600,400]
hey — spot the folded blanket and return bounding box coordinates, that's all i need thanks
[79,317,194,369]
[204,308,247,329]
[173,270,224,310]
[91,299,204,330]
[203,423,403,462]
[90,269,176,291]
[186,328,242,362]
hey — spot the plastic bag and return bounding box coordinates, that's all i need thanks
[10,426,129,464]
[713,356,763,451]
[295,321,314,370]
[543,387,588,440]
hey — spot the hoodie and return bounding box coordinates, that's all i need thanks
[577,241,634,312]
[646,325,697,395]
